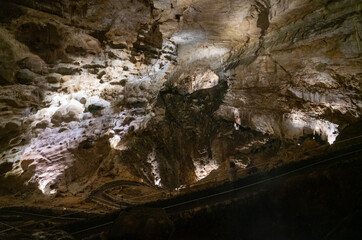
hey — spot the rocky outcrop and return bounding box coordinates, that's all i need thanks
[0,0,360,207]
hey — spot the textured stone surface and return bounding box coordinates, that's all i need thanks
[0,0,360,207]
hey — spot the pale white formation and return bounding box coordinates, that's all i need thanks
[284,110,339,144]
[191,70,219,92]
[147,148,162,187]
[193,150,219,181]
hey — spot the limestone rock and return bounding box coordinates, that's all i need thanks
[0,27,29,84]
[65,32,102,56]
[15,22,65,63]
[51,100,84,125]
[17,56,48,74]
[85,97,110,114]
[52,67,80,75]
[46,73,62,84]
[104,0,151,48]
[0,0,361,209]
[34,120,49,129]
[175,69,220,94]
[15,69,38,85]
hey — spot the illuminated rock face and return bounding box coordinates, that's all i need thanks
[0,0,360,200]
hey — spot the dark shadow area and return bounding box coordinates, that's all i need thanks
[170,149,362,240]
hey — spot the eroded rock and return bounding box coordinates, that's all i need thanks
[17,56,48,74]
[51,100,84,125]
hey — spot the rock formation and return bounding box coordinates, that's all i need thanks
[0,0,361,206]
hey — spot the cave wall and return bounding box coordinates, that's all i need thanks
[0,0,361,201]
